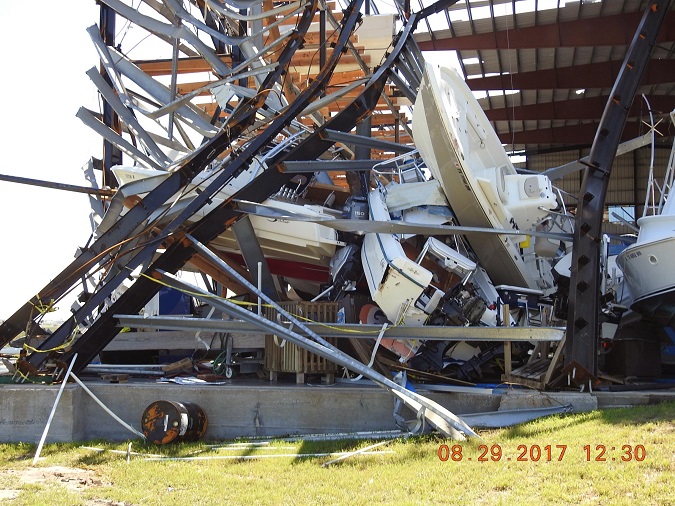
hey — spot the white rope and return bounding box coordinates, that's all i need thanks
[350,323,388,382]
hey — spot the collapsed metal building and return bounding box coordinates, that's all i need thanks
[1,0,674,439]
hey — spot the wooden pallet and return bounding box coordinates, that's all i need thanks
[264,302,339,384]
[502,337,566,390]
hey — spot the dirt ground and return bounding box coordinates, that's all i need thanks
[0,466,125,505]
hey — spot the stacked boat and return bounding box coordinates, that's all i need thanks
[617,110,675,328]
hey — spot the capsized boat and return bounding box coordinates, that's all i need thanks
[412,62,564,295]
[617,110,675,327]
[107,163,343,268]
[360,182,502,330]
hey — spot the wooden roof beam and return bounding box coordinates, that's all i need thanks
[416,11,675,51]
[135,55,233,76]
[135,52,370,78]
[273,9,343,26]
[299,112,405,127]
[498,119,647,146]
[467,59,674,90]
[486,94,675,121]
[302,31,358,47]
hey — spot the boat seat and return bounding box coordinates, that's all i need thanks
[495,284,544,326]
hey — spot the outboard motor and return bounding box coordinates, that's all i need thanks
[328,244,361,300]
[327,196,369,300]
[427,284,488,327]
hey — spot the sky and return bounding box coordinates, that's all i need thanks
[0,2,101,321]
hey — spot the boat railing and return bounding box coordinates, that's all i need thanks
[640,105,675,217]
[535,186,575,234]
[372,149,428,183]
[656,109,675,215]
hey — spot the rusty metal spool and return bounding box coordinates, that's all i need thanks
[141,400,208,445]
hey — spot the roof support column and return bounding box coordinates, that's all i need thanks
[564,0,672,386]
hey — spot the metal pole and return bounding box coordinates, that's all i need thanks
[168,33,180,140]
[257,261,262,316]
[33,354,78,465]
[155,269,476,439]
[69,372,146,440]
[99,4,122,190]
[564,0,672,384]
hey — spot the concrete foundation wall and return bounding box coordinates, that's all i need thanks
[0,381,499,443]
[0,384,78,443]
[1,381,673,444]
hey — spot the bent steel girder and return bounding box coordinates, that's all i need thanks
[98,0,232,76]
[0,0,319,352]
[56,6,430,373]
[29,0,364,371]
[564,0,672,385]
[155,268,476,439]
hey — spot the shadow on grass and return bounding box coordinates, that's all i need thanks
[497,400,675,441]
[595,400,675,424]
[293,433,444,466]
[293,438,365,465]
[74,438,300,463]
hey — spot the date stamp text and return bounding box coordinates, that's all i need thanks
[437,444,647,462]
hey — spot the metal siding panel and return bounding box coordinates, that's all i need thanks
[555,47,576,68]
[576,46,596,63]
[496,49,519,74]
[602,222,633,236]
[517,48,538,73]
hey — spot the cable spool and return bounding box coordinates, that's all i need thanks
[141,400,208,445]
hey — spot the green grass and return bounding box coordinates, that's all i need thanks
[1,402,674,505]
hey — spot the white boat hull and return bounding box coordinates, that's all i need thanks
[412,63,558,293]
[109,165,341,267]
[617,214,675,327]
[362,185,433,326]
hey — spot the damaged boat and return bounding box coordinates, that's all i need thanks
[0,1,583,438]
[617,109,675,328]
[97,58,576,383]
[412,63,564,294]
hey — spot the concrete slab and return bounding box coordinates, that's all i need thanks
[498,390,598,413]
[594,390,675,408]
[0,379,673,443]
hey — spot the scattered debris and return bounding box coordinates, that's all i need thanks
[0,0,671,444]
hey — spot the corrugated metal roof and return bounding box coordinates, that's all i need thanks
[414,0,675,152]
